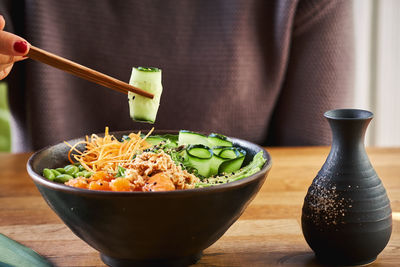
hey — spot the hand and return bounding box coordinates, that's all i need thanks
[0,15,30,80]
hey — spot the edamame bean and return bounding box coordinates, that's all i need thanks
[51,169,62,177]
[73,170,93,178]
[73,162,85,170]
[74,171,84,178]
[83,171,93,178]
[56,168,66,174]
[64,165,79,176]
[43,168,55,180]
[55,174,74,183]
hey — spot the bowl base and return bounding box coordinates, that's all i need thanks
[100,252,202,267]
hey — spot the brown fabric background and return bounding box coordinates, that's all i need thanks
[0,0,354,151]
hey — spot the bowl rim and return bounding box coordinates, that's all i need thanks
[26,130,272,196]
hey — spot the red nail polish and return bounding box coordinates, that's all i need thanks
[13,41,28,54]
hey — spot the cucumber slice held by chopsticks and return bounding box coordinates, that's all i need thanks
[128,67,163,123]
[0,234,52,267]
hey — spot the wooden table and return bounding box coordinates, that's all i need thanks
[0,147,399,266]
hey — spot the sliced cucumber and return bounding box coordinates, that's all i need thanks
[175,131,248,177]
[209,147,246,176]
[186,144,213,177]
[209,153,225,176]
[218,155,245,174]
[218,147,246,174]
[128,67,162,123]
[208,133,232,147]
[211,146,224,156]
[218,147,239,159]
[196,151,266,187]
[208,146,228,176]
[178,130,209,146]
[189,146,212,158]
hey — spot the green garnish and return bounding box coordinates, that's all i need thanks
[115,166,126,177]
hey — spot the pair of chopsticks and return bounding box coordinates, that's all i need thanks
[26,45,154,99]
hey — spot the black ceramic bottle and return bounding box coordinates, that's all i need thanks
[302,109,392,266]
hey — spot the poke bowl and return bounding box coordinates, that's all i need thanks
[27,130,272,266]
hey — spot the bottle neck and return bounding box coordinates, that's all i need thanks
[330,118,369,148]
[324,118,372,170]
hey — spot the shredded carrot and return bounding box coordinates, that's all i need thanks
[64,127,153,173]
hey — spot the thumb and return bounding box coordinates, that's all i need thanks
[0,15,30,56]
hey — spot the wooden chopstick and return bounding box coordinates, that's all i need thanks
[26,45,154,99]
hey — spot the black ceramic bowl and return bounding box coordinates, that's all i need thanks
[27,131,272,266]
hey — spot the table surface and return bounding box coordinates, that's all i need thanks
[0,147,399,266]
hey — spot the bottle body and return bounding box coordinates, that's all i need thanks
[301,109,392,265]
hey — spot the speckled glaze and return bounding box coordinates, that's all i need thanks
[302,109,392,266]
[27,131,272,267]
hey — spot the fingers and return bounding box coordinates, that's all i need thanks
[0,15,5,30]
[0,15,30,56]
[0,63,13,80]
[0,54,26,64]
[0,56,25,80]
[13,55,27,62]
[0,15,29,80]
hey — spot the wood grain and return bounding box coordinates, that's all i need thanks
[27,46,154,98]
[0,147,399,266]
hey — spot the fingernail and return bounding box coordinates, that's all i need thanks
[13,41,28,54]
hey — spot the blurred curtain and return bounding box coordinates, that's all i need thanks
[353,0,400,146]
